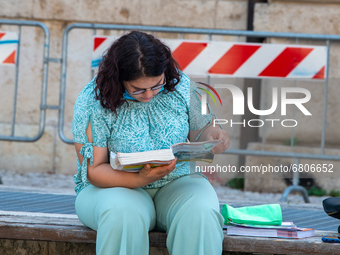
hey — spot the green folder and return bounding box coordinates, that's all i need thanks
[222,204,282,226]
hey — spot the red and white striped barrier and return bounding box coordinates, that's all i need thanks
[92,36,116,68]
[0,31,18,65]
[92,36,327,79]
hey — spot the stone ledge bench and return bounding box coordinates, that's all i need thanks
[0,210,339,255]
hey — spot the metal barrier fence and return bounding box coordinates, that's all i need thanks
[59,23,338,160]
[0,19,50,142]
[58,23,340,202]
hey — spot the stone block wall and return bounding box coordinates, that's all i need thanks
[243,0,340,192]
[245,143,340,193]
[254,2,340,144]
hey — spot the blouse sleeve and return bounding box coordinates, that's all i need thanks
[189,79,223,141]
[72,83,111,184]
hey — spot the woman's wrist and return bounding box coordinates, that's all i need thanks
[131,172,146,189]
[134,173,151,188]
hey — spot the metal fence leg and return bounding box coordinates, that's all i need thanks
[280,185,310,203]
[280,158,310,203]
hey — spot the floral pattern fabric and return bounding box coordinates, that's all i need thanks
[72,72,218,195]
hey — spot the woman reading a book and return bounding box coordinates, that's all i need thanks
[72,31,229,255]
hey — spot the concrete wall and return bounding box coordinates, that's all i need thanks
[243,1,340,192]
[245,143,340,193]
[0,0,248,182]
[254,2,340,144]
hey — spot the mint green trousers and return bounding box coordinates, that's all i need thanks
[75,174,224,255]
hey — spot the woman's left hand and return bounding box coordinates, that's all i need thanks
[206,129,230,154]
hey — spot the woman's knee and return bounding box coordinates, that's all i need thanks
[94,187,156,231]
[181,196,222,222]
[162,186,223,230]
[76,185,156,231]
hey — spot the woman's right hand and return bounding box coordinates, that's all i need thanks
[138,158,177,186]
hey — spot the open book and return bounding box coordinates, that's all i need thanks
[110,140,222,172]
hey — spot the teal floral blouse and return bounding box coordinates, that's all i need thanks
[72,71,218,195]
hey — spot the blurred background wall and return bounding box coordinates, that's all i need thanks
[0,0,339,193]
[0,0,248,175]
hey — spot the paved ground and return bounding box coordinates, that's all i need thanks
[0,169,330,206]
[1,169,339,232]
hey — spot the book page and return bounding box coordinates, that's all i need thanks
[110,151,173,171]
[109,140,221,171]
[171,140,221,162]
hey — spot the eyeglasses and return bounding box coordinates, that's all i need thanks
[130,81,166,95]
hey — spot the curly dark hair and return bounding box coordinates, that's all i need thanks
[94,31,181,114]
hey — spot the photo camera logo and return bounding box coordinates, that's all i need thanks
[197,82,223,115]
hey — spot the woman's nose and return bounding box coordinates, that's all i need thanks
[144,89,153,98]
